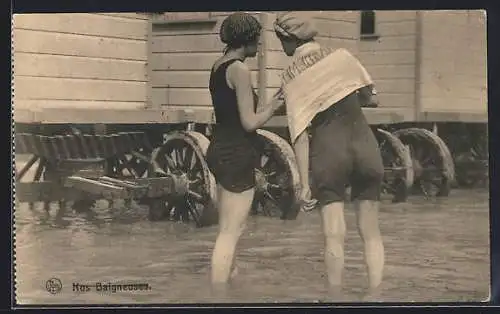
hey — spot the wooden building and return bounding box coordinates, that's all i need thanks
[150,12,358,115]
[357,10,487,123]
[12,10,487,125]
[12,13,150,123]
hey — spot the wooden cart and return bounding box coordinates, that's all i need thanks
[12,11,487,227]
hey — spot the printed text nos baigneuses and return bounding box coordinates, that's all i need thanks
[72,282,152,293]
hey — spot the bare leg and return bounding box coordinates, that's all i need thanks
[211,184,254,285]
[354,200,384,291]
[320,202,346,292]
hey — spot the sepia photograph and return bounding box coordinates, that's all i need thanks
[12,10,489,305]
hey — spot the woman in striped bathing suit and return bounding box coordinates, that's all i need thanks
[273,12,385,299]
[206,12,285,288]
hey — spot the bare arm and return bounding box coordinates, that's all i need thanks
[228,61,284,132]
[293,129,310,196]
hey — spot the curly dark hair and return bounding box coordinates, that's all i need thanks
[219,12,262,52]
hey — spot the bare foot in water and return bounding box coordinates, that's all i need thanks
[361,283,385,302]
[210,282,230,302]
[325,285,355,302]
[210,265,239,302]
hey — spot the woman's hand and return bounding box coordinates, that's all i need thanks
[256,92,284,114]
[299,186,318,212]
[270,89,285,111]
[358,85,379,108]
[300,186,312,201]
[272,95,285,112]
[368,92,380,108]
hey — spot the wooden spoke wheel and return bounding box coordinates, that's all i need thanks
[148,131,217,227]
[452,127,488,188]
[376,129,414,203]
[252,129,302,220]
[393,128,455,198]
[106,147,152,180]
[455,152,489,188]
[105,146,153,208]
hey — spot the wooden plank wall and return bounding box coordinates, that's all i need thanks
[357,11,418,114]
[151,12,263,112]
[263,11,360,103]
[418,10,487,115]
[12,13,149,117]
[151,11,359,109]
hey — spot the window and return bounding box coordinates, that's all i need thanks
[151,12,216,25]
[360,10,378,39]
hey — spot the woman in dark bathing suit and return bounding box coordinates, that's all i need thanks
[206,12,284,287]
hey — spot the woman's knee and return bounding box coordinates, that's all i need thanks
[218,209,248,236]
[323,217,346,239]
[323,230,346,243]
[219,219,247,236]
[356,203,382,240]
[321,202,347,239]
[217,186,253,233]
[358,223,381,241]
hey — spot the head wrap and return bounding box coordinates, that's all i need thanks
[219,12,262,48]
[274,11,318,41]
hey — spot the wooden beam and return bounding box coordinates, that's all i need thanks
[151,12,217,26]
[413,11,423,119]
[418,111,488,123]
[257,12,269,111]
[14,106,420,126]
[65,176,128,199]
[146,15,155,109]
[15,107,215,124]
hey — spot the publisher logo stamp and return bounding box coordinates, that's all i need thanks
[46,278,63,295]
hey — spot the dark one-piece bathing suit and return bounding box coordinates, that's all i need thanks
[205,59,260,193]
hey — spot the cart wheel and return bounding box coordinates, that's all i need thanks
[393,128,455,197]
[454,142,489,188]
[106,147,152,180]
[252,129,302,220]
[148,131,217,227]
[376,129,414,203]
[105,144,153,209]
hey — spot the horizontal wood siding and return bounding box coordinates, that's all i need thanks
[12,13,149,117]
[264,11,359,102]
[151,11,359,110]
[151,12,265,110]
[357,10,418,112]
[418,10,487,116]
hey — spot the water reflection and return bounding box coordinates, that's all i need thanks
[15,189,490,304]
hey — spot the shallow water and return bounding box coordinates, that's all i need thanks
[14,159,490,305]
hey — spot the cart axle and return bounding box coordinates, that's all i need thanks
[15,172,189,203]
